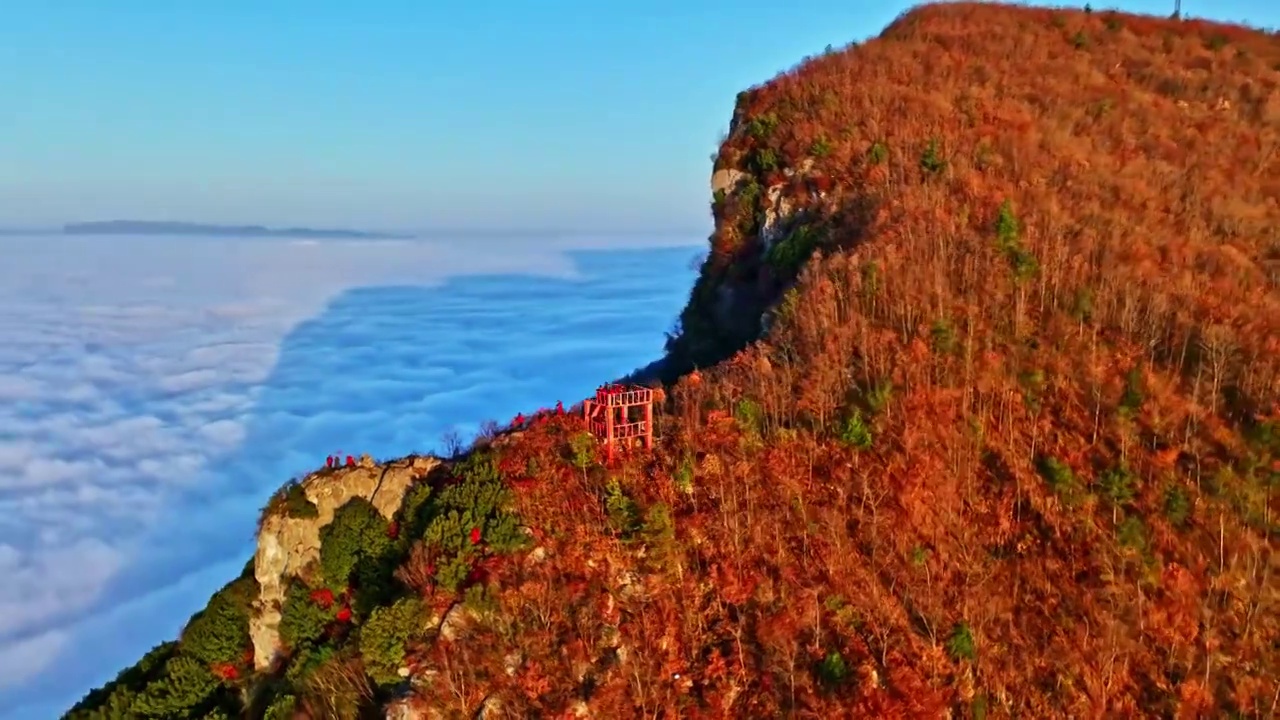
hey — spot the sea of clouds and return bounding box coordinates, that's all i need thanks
[0,232,700,719]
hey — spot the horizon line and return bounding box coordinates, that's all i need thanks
[0,222,712,238]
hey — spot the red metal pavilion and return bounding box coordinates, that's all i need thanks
[582,384,654,462]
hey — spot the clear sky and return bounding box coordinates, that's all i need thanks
[0,0,1273,233]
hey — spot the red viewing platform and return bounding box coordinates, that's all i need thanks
[583,383,654,461]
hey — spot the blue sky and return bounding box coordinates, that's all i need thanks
[0,0,1273,232]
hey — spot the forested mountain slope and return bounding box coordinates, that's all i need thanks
[69,3,1279,718]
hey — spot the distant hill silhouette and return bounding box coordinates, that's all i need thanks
[0,227,58,236]
[63,220,409,240]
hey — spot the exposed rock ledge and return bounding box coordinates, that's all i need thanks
[249,454,441,670]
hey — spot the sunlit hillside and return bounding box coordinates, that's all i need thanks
[70,3,1279,718]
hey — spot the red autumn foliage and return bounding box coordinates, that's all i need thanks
[508,476,537,490]
[309,588,334,609]
[807,174,833,194]
[464,563,488,587]
[87,5,1280,719]
[393,4,1279,718]
[386,520,399,539]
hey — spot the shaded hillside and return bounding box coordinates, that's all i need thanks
[68,3,1279,719]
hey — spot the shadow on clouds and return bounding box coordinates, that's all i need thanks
[5,245,696,720]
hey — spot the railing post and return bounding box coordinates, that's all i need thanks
[605,399,615,462]
[643,397,653,450]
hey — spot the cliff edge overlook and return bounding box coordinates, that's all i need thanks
[68,3,1279,718]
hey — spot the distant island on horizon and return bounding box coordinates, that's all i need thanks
[63,220,411,239]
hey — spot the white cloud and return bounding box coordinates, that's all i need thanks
[0,232,700,719]
[0,630,70,690]
[0,538,125,642]
[198,419,247,448]
[0,375,44,401]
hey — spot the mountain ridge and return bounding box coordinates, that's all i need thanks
[66,3,1280,718]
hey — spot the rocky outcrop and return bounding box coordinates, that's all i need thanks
[249,454,440,669]
[437,602,476,643]
[760,183,804,251]
[672,110,838,375]
[710,168,748,197]
[384,697,438,720]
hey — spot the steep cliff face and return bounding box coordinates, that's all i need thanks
[250,454,440,670]
[668,96,841,375]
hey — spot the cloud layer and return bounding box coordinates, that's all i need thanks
[0,233,699,719]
